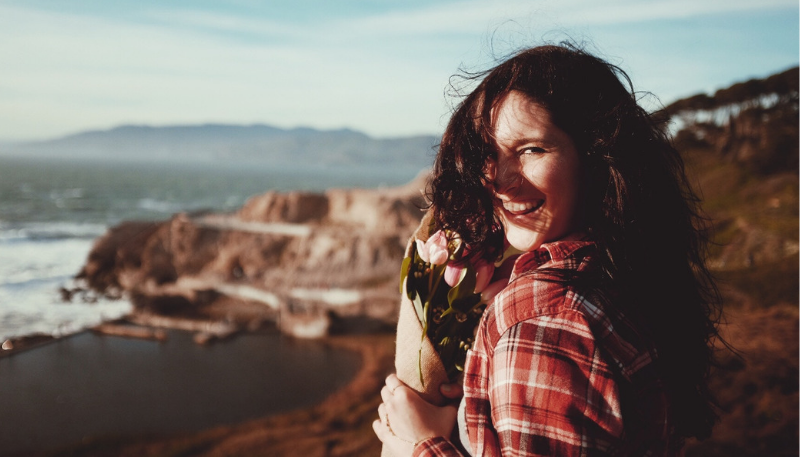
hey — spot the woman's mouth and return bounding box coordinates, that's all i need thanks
[502,199,544,216]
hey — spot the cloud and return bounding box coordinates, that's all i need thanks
[318,0,797,37]
[0,0,796,140]
[0,4,454,139]
[142,8,307,42]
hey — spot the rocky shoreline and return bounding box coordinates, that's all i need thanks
[32,171,432,351]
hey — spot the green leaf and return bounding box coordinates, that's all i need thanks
[440,306,454,318]
[419,300,431,388]
[421,300,430,336]
[412,293,425,325]
[400,256,412,295]
[406,272,417,301]
[418,343,424,387]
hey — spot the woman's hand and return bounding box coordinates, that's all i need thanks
[373,374,462,456]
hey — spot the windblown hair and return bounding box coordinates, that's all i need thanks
[429,43,722,443]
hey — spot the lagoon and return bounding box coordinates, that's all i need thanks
[0,329,361,455]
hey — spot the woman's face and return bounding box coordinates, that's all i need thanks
[487,91,583,252]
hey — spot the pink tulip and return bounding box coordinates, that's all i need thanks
[473,260,495,294]
[424,230,450,265]
[444,262,465,287]
[415,239,429,263]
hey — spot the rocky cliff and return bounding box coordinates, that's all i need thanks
[77,171,430,336]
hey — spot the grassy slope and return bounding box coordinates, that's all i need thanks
[681,145,799,457]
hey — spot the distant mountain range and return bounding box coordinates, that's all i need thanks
[0,124,440,169]
[2,66,796,172]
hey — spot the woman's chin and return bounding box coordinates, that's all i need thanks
[505,232,544,253]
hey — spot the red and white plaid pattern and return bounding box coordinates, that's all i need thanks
[414,241,672,457]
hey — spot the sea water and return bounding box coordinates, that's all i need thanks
[0,156,423,341]
[0,328,362,454]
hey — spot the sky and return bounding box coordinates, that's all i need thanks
[0,0,797,141]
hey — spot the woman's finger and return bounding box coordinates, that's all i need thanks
[385,374,404,396]
[372,419,389,443]
[382,374,407,404]
[440,382,463,399]
[380,384,392,404]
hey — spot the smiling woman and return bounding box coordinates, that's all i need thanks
[376,43,724,457]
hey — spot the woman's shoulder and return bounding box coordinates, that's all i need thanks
[482,240,658,378]
[480,240,599,336]
[495,238,599,309]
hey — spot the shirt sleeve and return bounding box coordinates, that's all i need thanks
[487,311,624,456]
[413,437,466,457]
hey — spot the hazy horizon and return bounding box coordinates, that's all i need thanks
[1,0,798,142]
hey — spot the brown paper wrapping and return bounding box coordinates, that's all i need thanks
[381,211,450,457]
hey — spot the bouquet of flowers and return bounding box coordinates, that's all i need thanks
[392,213,513,405]
[401,228,499,384]
[382,214,514,457]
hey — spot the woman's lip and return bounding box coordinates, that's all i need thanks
[502,199,544,216]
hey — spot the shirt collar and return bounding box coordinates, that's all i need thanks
[509,240,596,282]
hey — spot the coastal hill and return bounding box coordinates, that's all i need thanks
[64,67,798,456]
[665,66,798,273]
[1,124,439,169]
[664,66,798,456]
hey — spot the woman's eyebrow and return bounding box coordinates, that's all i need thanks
[500,136,556,148]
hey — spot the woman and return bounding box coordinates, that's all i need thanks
[374,44,721,456]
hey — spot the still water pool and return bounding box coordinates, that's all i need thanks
[0,329,361,454]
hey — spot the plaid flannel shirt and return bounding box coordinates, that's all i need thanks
[414,240,672,457]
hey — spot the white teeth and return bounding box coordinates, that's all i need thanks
[503,200,543,214]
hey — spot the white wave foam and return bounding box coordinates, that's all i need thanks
[137,198,183,213]
[0,222,107,242]
[0,237,91,285]
[0,291,132,341]
[0,235,132,341]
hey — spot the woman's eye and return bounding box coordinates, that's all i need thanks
[520,147,546,155]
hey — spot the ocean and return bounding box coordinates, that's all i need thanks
[0,156,423,341]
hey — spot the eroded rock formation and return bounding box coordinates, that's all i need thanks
[77,171,431,335]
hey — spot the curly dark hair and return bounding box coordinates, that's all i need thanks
[429,43,722,443]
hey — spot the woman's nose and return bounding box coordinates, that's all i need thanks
[493,159,520,196]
